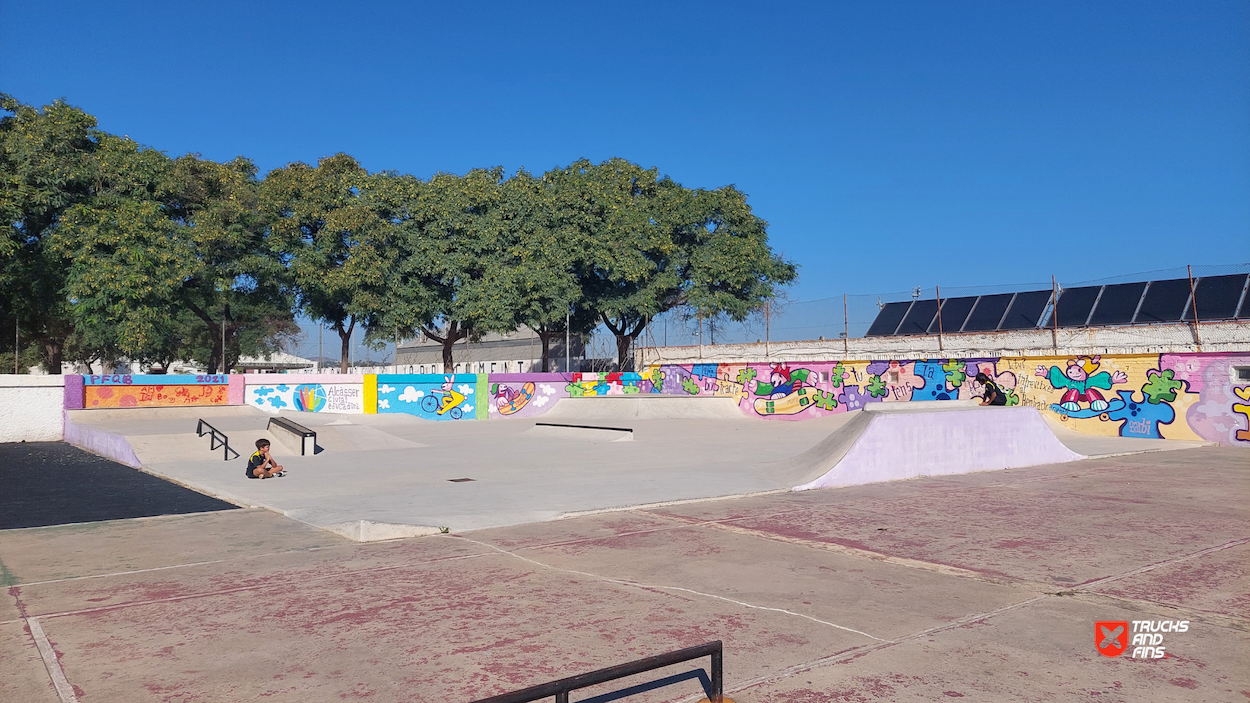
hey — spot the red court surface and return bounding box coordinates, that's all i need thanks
[2,447,1247,702]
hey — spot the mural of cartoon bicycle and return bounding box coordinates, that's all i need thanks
[421,376,468,419]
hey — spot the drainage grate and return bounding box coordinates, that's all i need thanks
[447,478,475,483]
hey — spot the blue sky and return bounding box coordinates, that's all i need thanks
[3,1,1248,355]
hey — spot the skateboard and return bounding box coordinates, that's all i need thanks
[753,387,817,416]
[496,381,536,416]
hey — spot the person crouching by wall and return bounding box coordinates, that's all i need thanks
[246,439,286,478]
[976,373,1008,406]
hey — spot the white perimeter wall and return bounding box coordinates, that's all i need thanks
[0,375,65,442]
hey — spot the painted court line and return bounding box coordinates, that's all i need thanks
[700,538,1250,701]
[1075,536,1250,590]
[699,594,1052,702]
[27,617,79,703]
[17,550,491,623]
[461,537,887,643]
[11,542,343,588]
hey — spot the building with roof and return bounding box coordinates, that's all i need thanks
[394,327,584,374]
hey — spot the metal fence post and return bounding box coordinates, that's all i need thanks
[711,647,723,701]
[1187,264,1202,351]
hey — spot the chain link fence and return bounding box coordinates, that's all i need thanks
[602,262,1250,361]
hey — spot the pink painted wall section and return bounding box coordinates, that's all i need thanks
[64,374,84,410]
[227,375,246,406]
[1162,353,1250,446]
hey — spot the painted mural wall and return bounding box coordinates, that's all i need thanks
[375,374,488,421]
[616,353,1248,446]
[61,352,1249,447]
[487,374,569,418]
[248,383,365,414]
[82,374,231,408]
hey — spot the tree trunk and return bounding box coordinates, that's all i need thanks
[422,320,466,373]
[205,319,222,374]
[339,330,351,373]
[442,336,456,371]
[537,329,554,372]
[41,339,63,374]
[616,334,632,372]
[336,317,356,373]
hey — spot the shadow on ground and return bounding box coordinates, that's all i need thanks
[0,442,237,530]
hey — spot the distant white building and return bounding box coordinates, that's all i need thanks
[395,326,584,374]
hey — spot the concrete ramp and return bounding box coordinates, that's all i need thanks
[542,395,746,421]
[785,405,1086,491]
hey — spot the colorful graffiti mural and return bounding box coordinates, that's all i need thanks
[84,383,229,408]
[64,352,1250,446]
[248,383,365,414]
[488,375,568,419]
[620,352,1248,446]
[375,374,487,421]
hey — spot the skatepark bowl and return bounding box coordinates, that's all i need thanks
[2,397,1246,702]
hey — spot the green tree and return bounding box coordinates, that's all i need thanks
[56,144,294,373]
[551,159,795,370]
[382,167,521,371]
[481,170,596,371]
[168,154,296,372]
[0,95,98,371]
[262,154,388,373]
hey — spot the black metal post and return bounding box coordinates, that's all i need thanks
[470,641,723,703]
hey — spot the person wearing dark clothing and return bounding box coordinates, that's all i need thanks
[976,372,1008,406]
[246,439,285,478]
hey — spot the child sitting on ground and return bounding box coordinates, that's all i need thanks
[246,439,285,479]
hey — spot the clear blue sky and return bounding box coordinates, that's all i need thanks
[3,0,1248,305]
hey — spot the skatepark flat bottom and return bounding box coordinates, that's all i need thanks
[0,446,1245,702]
[0,442,238,530]
[63,405,1210,538]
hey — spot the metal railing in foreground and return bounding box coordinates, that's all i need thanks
[469,641,725,703]
[196,419,238,461]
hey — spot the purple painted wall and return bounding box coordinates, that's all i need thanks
[487,374,572,419]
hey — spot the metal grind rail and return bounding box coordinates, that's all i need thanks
[196,419,239,461]
[469,641,725,703]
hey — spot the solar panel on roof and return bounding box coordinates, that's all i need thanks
[929,296,977,334]
[1135,279,1190,323]
[962,293,1013,332]
[1000,290,1052,330]
[896,299,938,335]
[1192,274,1249,320]
[866,301,913,337]
[1088,282,1147,326]
[1055,286,1101,327]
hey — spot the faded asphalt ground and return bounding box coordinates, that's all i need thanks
[1,445,1247,702]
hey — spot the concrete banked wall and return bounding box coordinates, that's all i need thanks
[5,350,1248,448]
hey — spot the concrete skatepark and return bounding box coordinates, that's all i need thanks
[59,397,1208,541]
[3,393,1246,702]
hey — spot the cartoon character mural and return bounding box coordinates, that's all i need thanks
[489,375,569,418]
[750,362,838,416]
[1035,355,1128,414]
[376,373,481,421]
